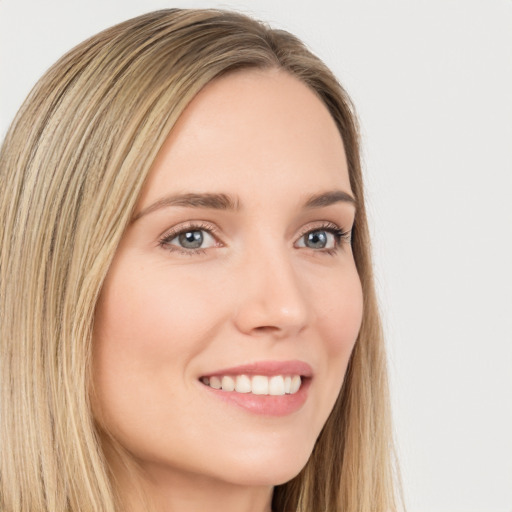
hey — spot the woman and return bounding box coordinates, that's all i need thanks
[0,8,400,512]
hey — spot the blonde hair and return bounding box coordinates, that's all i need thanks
[0,9,401,512]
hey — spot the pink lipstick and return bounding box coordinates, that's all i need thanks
[199,360,312,416]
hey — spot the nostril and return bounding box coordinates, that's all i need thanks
[253,325,280,334]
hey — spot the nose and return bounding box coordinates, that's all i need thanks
[232,246,310,339]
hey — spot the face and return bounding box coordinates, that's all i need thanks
[93,69,363,490]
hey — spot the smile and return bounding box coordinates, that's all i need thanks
[198,360,312,416]
[200,374,302,395]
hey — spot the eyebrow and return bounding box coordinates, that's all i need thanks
[132,193,240,221]
[303,190,357,209]
[132,189,356,222]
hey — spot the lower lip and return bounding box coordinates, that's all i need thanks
[200,378,310,416]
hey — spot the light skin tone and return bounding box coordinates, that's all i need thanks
[92,68,363,512]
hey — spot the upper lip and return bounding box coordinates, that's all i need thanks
[201,360,313,378]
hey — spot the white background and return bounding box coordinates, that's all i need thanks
[1,1,511,511]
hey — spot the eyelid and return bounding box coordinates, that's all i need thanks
[158,221,223,254]
[294,221,352,251]
[295,221,351,240]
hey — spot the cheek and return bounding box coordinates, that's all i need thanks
[94,261,222,360]
[310,265,363,406]
[91,260,224,430]
[316,267,363,355]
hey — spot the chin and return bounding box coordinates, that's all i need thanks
[250,463,307,487]
[214,440,314,487]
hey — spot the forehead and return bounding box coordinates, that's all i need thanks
[138,69,351,207]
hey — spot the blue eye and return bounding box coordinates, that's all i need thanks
[297,229,336,249]
[295,225,351,252]
[309,230,330,249]
[177,230,205,249]
[160,227,217,252]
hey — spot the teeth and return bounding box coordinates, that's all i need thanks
[269,376,285,396]
[235,375,251,393]
[202,374,302,395]
[290,375,301,394]
[252,375,269,395]
[221,376,235,391]
[209,376,222,389]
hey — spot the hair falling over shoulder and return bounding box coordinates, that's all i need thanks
[0,8,403,512]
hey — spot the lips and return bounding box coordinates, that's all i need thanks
[199,360,312,416]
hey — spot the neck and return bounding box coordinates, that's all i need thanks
[105,445,273,512]
[142,469,273,512]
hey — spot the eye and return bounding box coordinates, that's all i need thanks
[297,229,336,249]
[175,230,214,249]
[159,224,219,254]
[295,223,351,253]
[312,230,334,249]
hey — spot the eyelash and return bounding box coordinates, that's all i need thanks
[158,221,352,256]
[158,221,219,256]
[296,222,352,256]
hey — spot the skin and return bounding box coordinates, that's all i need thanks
[92,68,363,512]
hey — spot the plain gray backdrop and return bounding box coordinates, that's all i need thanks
[1,1,511,511]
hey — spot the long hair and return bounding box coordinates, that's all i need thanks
[0,9,400,512]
